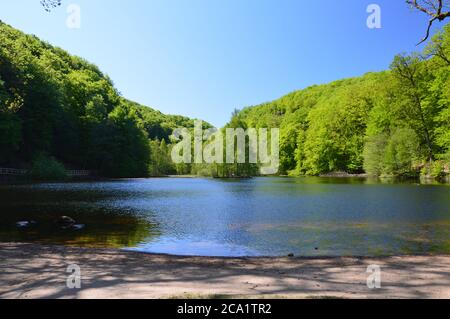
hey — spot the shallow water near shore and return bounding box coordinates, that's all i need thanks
[0,177,449,257]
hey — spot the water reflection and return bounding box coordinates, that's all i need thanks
[0,177,449,256]
[0,184,160,248]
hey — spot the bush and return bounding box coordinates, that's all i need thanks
[421,160,448,179]
[363,133,388,176]
[364,128,421,177]
[382,128,420,177]
[430,161,445,179]
[29,154,68,181]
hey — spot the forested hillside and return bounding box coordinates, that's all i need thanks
[0,21,200,178]
[1,19,449,180]
[231,24,450,179]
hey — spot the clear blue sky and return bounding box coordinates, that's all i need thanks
[0,0,444,127]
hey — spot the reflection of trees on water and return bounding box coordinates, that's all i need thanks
[0,196,161,248]
[49,213,161,248]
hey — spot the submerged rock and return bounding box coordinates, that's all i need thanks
[56,216,76,229]
[72,224,85,231]
[16,221,37,228]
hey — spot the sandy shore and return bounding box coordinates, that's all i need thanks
[0,243,449,299]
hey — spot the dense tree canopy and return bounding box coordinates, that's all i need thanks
[1,19,448,180]
[232,24,450,179]
[0,21,201,178]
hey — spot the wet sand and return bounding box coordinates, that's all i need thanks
[0,243,449,299]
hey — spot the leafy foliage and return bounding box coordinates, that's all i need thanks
[231,25,450,179]
[1,19,449,180]
[0,21,201,177]
[29,153,68,180]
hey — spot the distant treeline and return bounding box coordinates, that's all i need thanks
[230,25,450,179]
[0,21,200,178]
[1,20,449,180]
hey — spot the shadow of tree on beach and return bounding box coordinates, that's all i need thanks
[0,243,449,299]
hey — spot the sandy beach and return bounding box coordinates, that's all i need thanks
[0,243,449,299]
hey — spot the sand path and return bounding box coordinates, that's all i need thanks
[0,243,448,299]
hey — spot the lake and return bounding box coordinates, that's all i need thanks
[0,177,449,257]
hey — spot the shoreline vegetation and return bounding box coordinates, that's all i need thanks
[1,170,450,185]
[1,173,449,185]
[0,243,449,299]
[1,21,450,182]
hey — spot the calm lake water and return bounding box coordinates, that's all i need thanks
[0,177,449,257]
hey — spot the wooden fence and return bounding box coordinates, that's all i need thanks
[0,168,28,176]
[67,170,92,177]
[0,168,92,177]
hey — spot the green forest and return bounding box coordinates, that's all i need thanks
[231,24,450,180]
[0,21,200,178]
[1,20,449,180]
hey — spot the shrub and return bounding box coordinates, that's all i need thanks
[29,154,68,180]
[430,161,445,179]
[382,128,420,177]
[363,133,388,176]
